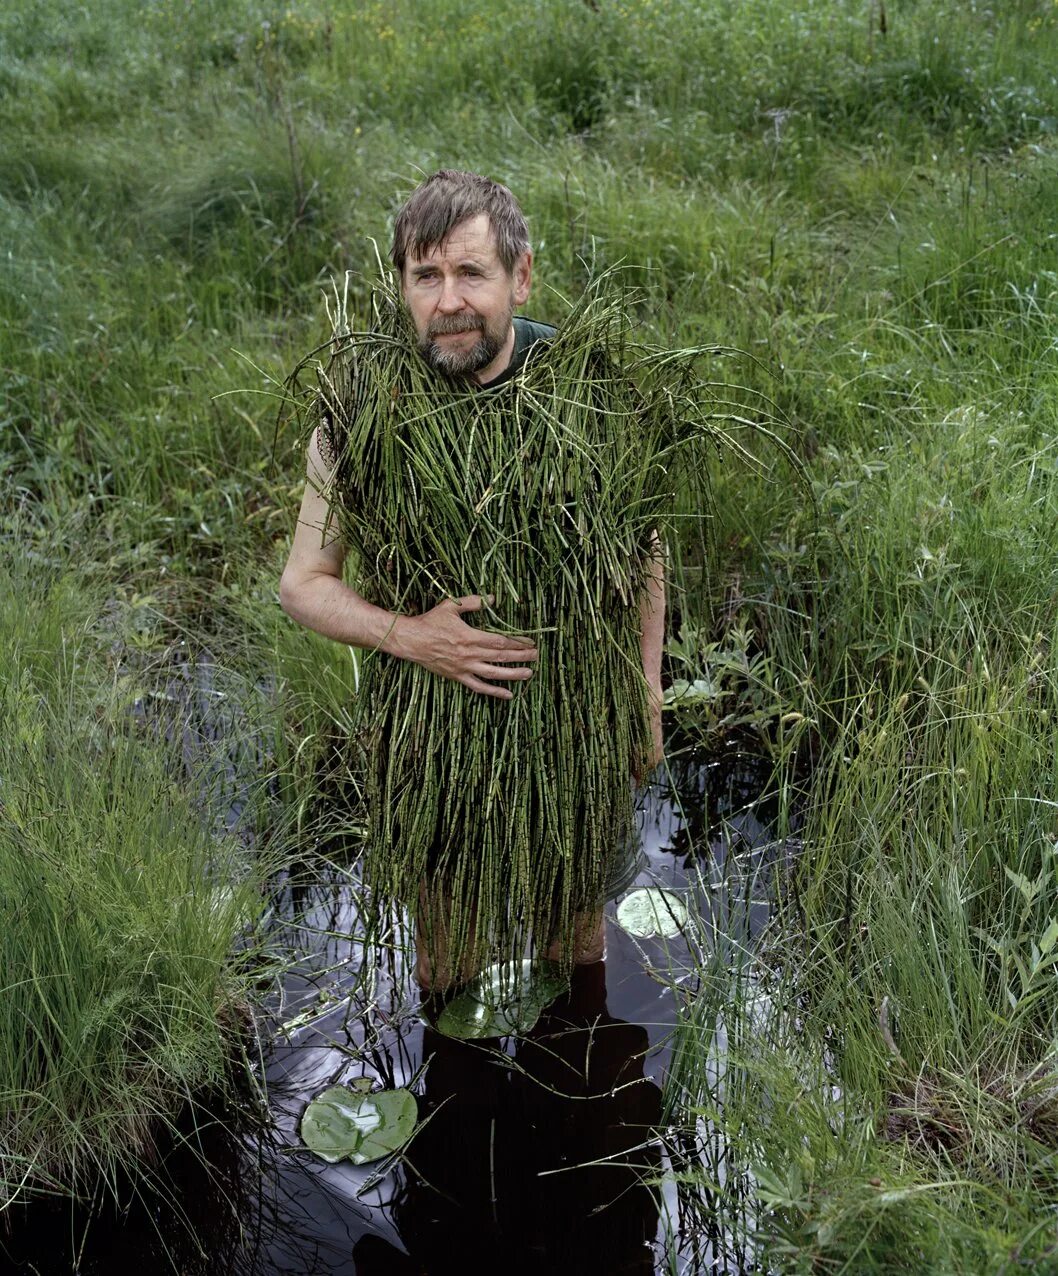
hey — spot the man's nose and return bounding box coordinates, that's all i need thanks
[436,275,466,314]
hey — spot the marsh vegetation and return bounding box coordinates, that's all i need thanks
[5,0,1058,1269]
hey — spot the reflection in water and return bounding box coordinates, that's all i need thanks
[0,1091,255,1276]
[354,963,662,1276]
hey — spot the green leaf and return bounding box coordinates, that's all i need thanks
[1039,918,1058,957]
[753,1163,797,1208]
[1004,866,1037,902]
[436,959,568,1040]
[300,1085,417,1165]
[663,676,722,707]
[616,888,688,938]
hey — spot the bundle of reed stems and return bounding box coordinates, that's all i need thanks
[290,271,759,980]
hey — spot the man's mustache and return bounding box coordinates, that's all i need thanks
[427,314,484,338]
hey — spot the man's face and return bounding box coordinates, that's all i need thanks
[401,213,532,381]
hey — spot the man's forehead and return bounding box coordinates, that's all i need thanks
[410,213,498,265]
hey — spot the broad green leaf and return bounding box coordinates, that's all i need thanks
[436,959,568,1040]
[300,1085,417,1165]
[1039,918,1058,957]
[616,888,688,939]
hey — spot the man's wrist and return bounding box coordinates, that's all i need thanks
[380,612,414,662]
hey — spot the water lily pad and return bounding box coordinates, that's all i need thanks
[300,1085,417,1165]
[616,888,688,939]
[436,959,568,1040]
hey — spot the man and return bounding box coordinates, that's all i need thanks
[280,170,664,988]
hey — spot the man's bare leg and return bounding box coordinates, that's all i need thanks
[417,890,605,988]
[415,882,479,992]
[543,907,605,965]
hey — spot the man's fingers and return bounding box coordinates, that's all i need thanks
[452,593,493,613]
[449,603,538,658]
[452,594,531,636]
[458,674,514,700]
[472,645,538,663]
[469,663,534,682]
[471,630,537,655]
[478,633,537,652]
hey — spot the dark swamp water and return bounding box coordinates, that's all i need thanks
[2,732,796,1276]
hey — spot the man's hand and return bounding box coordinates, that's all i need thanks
[279,438,536,702]
[392,595,538,700]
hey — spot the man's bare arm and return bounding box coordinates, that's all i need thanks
[279,434,538,700]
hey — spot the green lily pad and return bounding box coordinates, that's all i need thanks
[436,959,568,1040]
[616,887,688,939]
[300,1085,417,1165]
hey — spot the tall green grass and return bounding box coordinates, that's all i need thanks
[666,632,1058,1267]
[0,537,275,1207]
[663,275,1058,1268]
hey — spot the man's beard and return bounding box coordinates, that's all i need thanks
[418,307,512,377]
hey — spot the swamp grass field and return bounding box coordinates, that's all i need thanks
[5,0,1058,1270]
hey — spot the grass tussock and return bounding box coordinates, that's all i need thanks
[0,541,273,1207]
[664,411,1058,1266]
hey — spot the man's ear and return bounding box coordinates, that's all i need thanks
[512,250,532,306]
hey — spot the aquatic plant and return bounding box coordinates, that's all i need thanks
[300,1081,417,1165]
[616,887,689,939]
[436,959,575,1040]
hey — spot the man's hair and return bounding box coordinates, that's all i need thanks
[390,170,530,277]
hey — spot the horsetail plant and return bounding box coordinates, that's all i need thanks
[285,269,775,985]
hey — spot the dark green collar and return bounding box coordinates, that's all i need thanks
[478,316,556,390]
